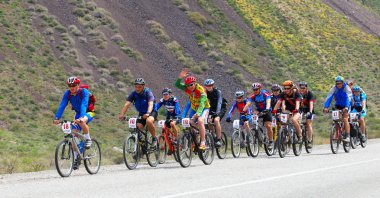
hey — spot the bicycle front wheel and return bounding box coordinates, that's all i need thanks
[292,134,302,156]
[158,135,167,164]
[330,124,339,154]
[199,133,214,165]
[84,138,101,175]
[147,136,159,167]
[350,125,359,149]
[176,132,192,168]
[123,136,139,170]
[216,132,227,159]
[360,129,368,148]
[231,130,241,158]
[305,134,314,153]
[248,130,259,158]
[278,128,288,158]
[55,140,74,177]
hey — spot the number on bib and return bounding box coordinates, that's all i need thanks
[332,111,340,120]
[61,122,72,134]
[129,118,137,128]
[280,114,288,123]
[158,120,165,128]
[233,120,240,129]
[252,115,258,124]
[350,113,357,122]
[271,118,277,127]
[182,118,190,128]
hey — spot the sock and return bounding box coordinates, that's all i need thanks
[84,132,91,140]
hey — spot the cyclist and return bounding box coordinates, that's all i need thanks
[155,88,181,142]
[175,69,210,150]
[270,84,282,113]
[299,81,315,148]
[243,83,274,148]
[351,85,367,142]
[204,79,225,147]
[323,76,352,142]
[272,80,303,143]
[53,77,95,169]
[226,91,252,139]
[118,78,158,148]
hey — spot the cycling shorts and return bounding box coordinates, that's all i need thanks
[188,108,209,121]
[75,112,95,124]
[137,111,158,126]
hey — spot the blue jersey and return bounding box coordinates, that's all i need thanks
[55,89,90,119]
[248,90,271,112]
[352,92,366,109]
[127,88,155,114]
[324,83,352,109]
[155,96,181,119]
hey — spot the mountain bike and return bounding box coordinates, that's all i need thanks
[349,112,367,149]
[271,114,280,155]
[300,113,313,153]
[277,112,302,158]
[329,110,351,154]
[157,119,179,164]
[176,118,214,168]
[55,121,101,177]
[122,116,159,170]
[207,116,227,159]
[230,117,256,158]
[250,112,275,157]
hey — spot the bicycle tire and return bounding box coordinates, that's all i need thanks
[360,129,367,148]
[330,124,339,154]
[292,134,302,156]
[305,134,314,153]
[248,130,259,157]
[263,128,274,156]
[123,135,139,170]
[231,130,241,158]
[55,140,74,177]
[158,135,167,164]
[146,136,159,167]
[216,132,228,159]
[84,138,101,175]
[278,128,288,158]
[343,134,351,153]
[176,132,192,168]
[350,125,359,149]
[199,133,214,165]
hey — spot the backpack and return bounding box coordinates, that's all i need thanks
[68,84,96,112]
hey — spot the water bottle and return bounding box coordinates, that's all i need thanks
[78,140,84,154]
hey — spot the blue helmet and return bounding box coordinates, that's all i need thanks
[204,79,215,86]
[335,76,344,82]
[353,86,361,92]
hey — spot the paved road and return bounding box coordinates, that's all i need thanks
[1,139,380,198]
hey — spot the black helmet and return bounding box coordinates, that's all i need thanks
[271,84,282,92]
[299,81,308,87]
[162,87,172,94]
[134,78,145,85]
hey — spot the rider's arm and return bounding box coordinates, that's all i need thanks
[324,86,336,108]
[309,92,315,112]
[155,99,163,112]
[174,78,186,91]
[120,101,132,116]
[182,102,190,118]
[55,90,70,119]
[265,92,271,110]
[361,92,367,110]
[273,99,281,112]
[216,89,223,115]
[174,98,181,117]
[242,98,252,113]
[147,101,154,114]
[79,89,90,118]
[227,102,237,118]
[196,93,207,115]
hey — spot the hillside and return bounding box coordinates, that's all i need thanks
[0,0,379,173]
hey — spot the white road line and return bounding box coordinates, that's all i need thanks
[160,158,380,198]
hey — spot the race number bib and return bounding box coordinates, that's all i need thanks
[298,113,303,123]
[350,113,357,122]
[332,111,340,120]
[271,118,277,127]
[233,120,240,129]
[252,115,259,124]
[158,120,165,128]
[182,118,190,128]
[61,122,72,134]
[128,118,137,128]
[280,114,288,123]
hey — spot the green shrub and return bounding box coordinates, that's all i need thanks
[186,11,207,28]
[68,25,83,36]
[190,65,203,74]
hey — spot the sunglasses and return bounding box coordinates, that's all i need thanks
[336,82,343,85]
[162,93,169,95]
[253,88,260,91]
[68,84,77,87]
[186,83,195,87]
[284,87,291,90]
[236,97,243,99]
[272,89,280,92]
[300,87,306,90]
[205,85,213,87]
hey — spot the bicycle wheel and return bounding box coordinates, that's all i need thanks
[199,133,214,165]
[173,150,179,162]
[84,138,101,175]
[263,128,274,156]
[305,134,314,153]
[146,136,159,167]
[123,136,139,170]
[278,128,288,158]
[343,133,351,153]
[248,130,259,157]
[231,130,241,158]
[350,125,359,149]
[216,132,228,159]
[158,135,167,164]
[360,129,367,148]
[330,124,339,154]
[292,133,302,156]
[55,140,74,177]
[176,132,192,168]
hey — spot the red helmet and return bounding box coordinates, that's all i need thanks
[66,76,80,85]
[185,76,196,85]
[251,82,262,89]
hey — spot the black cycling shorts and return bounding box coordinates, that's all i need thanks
[260,111,272,122]
[137,111,158,126]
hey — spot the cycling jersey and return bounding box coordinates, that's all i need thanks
[126,87,156,114]
[175,78,210,115]
[352,91,366,112]
[155,96,181,119]
[301,90,315,112]
[324,83,352,109]
[55,89,90,119]
[206,87,223,115]
[227,99,252,118]
[248,89,271,112]
[270,94,281,111]
[279,89,303,111]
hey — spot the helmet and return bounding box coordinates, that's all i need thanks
[251,82,262,89]
[235,90,245,98]
[66,76,80,85]
[162,87,172,94]
[353,86,361,92]
[271,84,282,92]
[134,78,145,85]
[299,81,308,87]
[283,80,293,87]
[185,76,196,85]
[335,76,344,82]
[204,79,215,86]
[347,79,354,86]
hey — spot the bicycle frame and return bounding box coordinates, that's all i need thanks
[61,121,86,160]
[158,120,178,153]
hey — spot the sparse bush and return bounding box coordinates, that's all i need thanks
[35,4,48,13]
[199,61,209,71]
[186,11,207,28]
[87,29,101,37]
[108,57,119,65]
[171,0,184,6]
[146,20,170,43]
[68,25,83,36]
[73,8,86,17]
[78,36,87,43]
[190,66,203,74]
[208,50,222,61]
[178,4,190,11]
[97,57,109,68]
[85,1,97,11]
[87,55,98,66]
[216,61,225,67]
[55,25,67,33]
[83,14,93,21]
[43,27,54,35]
[111,34,124,45]
[98,68,110,76]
